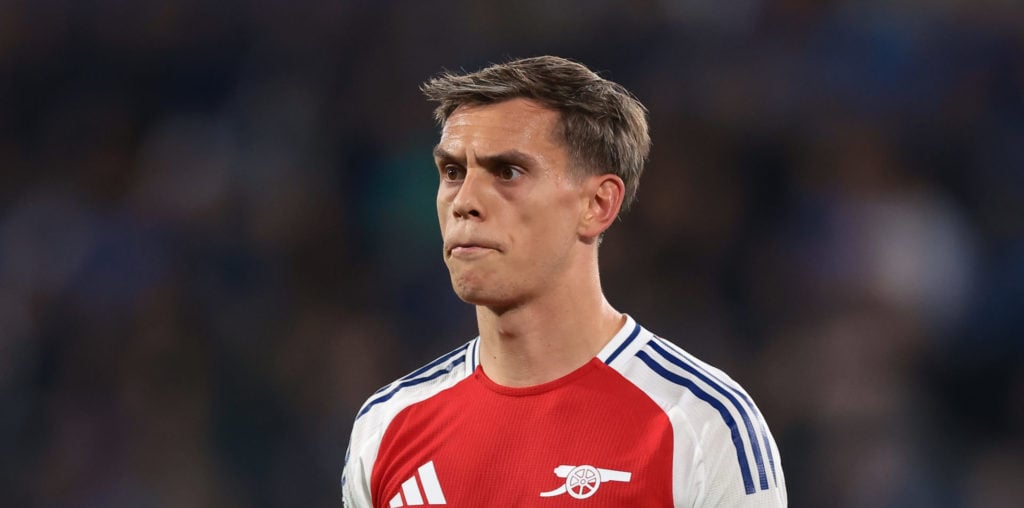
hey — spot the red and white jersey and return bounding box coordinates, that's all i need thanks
[343,316,786,507]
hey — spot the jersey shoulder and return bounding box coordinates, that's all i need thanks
[354,337,479,425]
[344,338,479,507]
[601,322,786,505]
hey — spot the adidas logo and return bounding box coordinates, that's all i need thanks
[388,461,447,507]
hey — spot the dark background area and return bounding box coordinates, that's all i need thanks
[1,1,1022,506]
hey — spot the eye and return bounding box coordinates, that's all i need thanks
[498,166,523,181]
[443,165,465,182]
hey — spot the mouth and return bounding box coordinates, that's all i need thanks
[446,241,500,258]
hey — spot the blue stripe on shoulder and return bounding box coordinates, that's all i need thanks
[636,350,756,495]
[604,323,642,365]
[370,344,469,395]
[403,344,470,382]
[357,346,469,420]
[649,339,771,492]
[652,338,778,489]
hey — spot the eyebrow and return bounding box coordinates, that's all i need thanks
[433,146,538,170]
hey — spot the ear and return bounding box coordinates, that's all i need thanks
[578,174,625,240]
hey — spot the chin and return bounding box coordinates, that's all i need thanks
[452,286,498,306]
[451,279,516,309]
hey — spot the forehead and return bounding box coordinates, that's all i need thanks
[438,98,564,154]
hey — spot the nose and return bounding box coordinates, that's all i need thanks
[451,169,484,220]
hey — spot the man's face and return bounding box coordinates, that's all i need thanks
[435,98,588,309]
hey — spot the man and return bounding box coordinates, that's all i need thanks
[343,56,786,507]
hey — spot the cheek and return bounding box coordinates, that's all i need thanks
[517,200,578,254]
[436,189,450,229]
[537,184,582,225]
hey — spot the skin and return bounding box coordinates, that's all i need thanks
[434,98,627,387]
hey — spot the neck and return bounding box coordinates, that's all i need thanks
[474,271,625,387]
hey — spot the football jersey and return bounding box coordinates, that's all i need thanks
[343,316,786,507]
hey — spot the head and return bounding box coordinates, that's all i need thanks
[422,56,650,309]
[422,55,650,213]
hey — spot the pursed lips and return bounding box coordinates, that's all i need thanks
[446,240,501,258]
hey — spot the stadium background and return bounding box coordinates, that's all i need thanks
[1,1,1022,506]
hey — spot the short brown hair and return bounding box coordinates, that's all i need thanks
[421,55,650,213]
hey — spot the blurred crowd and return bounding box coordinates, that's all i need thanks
[1,1,1022,506]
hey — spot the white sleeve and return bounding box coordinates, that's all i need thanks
[343,411,385,508]
[692,413,787,507]
[342,439,374,508]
